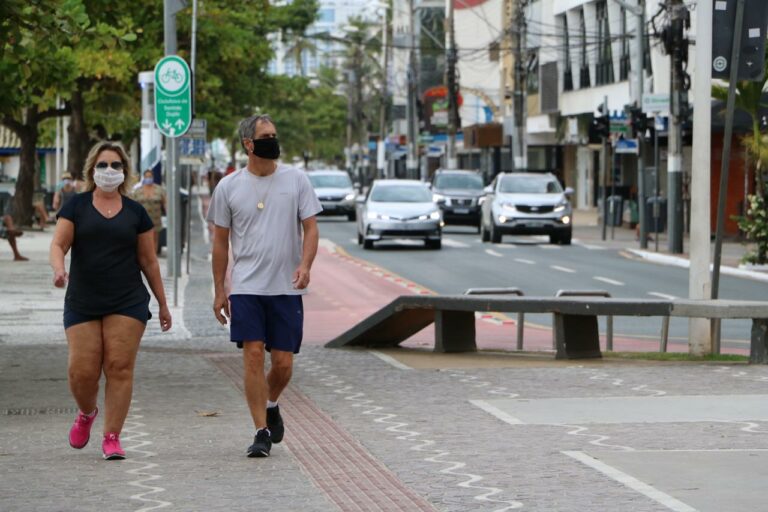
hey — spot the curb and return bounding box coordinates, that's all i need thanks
[626,249,768,283]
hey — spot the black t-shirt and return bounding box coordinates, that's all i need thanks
[58,191,154,315]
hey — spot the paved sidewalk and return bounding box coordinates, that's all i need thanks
[2,194,768,511]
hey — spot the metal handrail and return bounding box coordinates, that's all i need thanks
[464,288,525,350]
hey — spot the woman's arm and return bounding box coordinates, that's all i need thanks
[49,218,74,287]
[137,230,172,331]
[52,191,61,211]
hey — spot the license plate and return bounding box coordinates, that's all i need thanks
[453,208,469,214]
[526,221,545,227]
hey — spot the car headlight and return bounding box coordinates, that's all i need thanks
[429,210,441,220]
[367,211,389,220]
[554,201,568,212]
[433,193,446,203]
[345,193,356,201]
[500,202,516,211]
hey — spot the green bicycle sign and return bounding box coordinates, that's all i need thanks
[154,55,192,138]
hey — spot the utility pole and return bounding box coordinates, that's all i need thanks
[378,3,390,178]
[445,0,459,169]
[512,0,528,171]
[666,0,688,254]
[406,0,419,180]
[614,0,647,248]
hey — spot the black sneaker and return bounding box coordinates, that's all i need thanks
[267,405,284,444]
[247,429,271,458]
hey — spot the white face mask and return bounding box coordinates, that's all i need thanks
[93,169,125,192]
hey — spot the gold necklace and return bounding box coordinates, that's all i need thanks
[256,168,277,210]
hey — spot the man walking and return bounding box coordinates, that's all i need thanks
[207,114,321,457]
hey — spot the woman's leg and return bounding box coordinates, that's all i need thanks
[101,315,145,434]
[65,320,104,413]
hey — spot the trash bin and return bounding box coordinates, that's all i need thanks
[646,196,667,233]
[603,195,624,226]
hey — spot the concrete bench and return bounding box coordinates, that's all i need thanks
[324,295,768,363]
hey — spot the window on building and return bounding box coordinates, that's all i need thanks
[596,0,614,85]
[619,8,630,80]
[526,51,539,95]
[579,9,590,88]
[562,15,573,91]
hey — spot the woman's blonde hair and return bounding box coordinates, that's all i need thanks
[82,141,133,195]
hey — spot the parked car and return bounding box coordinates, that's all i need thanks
[430,169,484,231]
[357,180,442,250]
[480,172,573,244]
[308,170,356,221]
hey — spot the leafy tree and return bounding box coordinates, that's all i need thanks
[0,0,88,224]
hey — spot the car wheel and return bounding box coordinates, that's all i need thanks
[480,221,490,242]
[490,222,502,244]
[357,232,363,245]
[426,239,442,250]
[549,233,560,244]
[363,239,374,250]
[347,212,356,221]
[560,229,572,245]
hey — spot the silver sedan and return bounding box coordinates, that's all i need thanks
[356,180,443,250]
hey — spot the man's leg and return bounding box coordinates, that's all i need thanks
[242,341,272,457]
[3,215,26,261]
[267,349,293,402]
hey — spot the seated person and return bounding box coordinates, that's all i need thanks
[1,200,28,261]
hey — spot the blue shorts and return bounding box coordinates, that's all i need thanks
[63,299,152,329]
[229,295,304,353]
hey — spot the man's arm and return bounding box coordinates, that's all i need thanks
[212,225,231,324]
[293,216,319,290]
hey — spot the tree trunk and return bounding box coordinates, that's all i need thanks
[12,109,39,227]
[67,85,90,180]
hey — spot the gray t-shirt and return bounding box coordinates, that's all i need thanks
[206,164,322,295]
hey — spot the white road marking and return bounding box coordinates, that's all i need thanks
[563,451,697,512]
[470,400,524,424]
[648,292,676,300]
[443,237,471,248]
[579,244,607,250]
[551,265,576,273]
[539,245,561,250]
[485,249,504,258]
[492,244,515,249]
[514,258,536,265]
[594,276,625,286]
[349,238,358,244]
[123,406,172,511]
[369,350,412,370]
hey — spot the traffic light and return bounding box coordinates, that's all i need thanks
[589,110,610,141]
[627,106,649,138]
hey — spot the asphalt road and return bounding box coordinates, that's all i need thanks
[316,216,766,349]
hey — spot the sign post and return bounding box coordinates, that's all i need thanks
[154,55,191,303]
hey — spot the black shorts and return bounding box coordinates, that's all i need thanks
[229,295,304,353]
[63,299,152,329]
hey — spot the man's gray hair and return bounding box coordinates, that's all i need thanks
[239,114,274,150]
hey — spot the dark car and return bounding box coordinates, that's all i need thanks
[430,169,485,231]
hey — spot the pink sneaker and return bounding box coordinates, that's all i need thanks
[68,408,98,449]
[102,432,126,460]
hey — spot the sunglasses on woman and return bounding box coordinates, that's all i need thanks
[95,161,124,171]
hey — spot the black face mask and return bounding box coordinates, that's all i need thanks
[251,137,280,160]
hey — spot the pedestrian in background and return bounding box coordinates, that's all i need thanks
[1,198,27,261]
[131,169,167,254]
[52,172,79,213]
[207,114,321,457]
[49,141,172,460]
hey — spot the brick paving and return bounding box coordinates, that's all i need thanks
[1,192,767,511]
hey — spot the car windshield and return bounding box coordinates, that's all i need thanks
[499,176,563,194]
[370,185,433,203]
[308,174,352,188]
[434,173,483,190]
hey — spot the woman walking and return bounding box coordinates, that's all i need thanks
[49,141,172,460]
[131,169,166,254]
